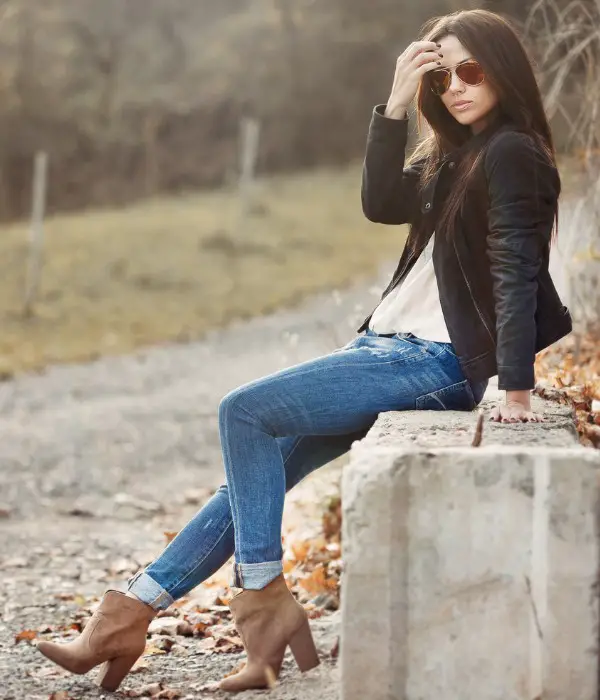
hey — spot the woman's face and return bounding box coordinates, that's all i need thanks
[435,34,499,134]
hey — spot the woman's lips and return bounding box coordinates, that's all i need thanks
[453,102,472,111]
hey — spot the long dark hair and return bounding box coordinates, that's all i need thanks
[406,9,560,251]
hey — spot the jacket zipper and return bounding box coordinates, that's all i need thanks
[452,238,496,345]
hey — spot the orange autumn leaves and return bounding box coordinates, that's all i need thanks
[535,332,600,447]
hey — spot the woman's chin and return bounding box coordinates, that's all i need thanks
[452,112,478,126]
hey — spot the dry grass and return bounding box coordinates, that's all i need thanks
[0,163,408,376]
[0,154,586,378]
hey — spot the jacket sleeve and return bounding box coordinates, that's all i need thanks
[361,104,425,224]
[484,131,560,391]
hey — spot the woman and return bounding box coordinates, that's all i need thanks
[37,8,572,694]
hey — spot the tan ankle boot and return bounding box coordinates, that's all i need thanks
[36,589,155,691]
[220,574,320,692]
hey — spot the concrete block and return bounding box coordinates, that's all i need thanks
[341,445,600,700]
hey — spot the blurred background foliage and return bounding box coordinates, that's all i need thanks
[0,0,587,220]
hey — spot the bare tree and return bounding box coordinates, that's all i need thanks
[525,0,600,333]
[525,0,600,166]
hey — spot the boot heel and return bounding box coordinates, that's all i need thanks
[96,653,140,691]
[289,619,320,672]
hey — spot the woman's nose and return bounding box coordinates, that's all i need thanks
[448,71,463,92]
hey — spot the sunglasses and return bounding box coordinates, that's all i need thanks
[428,59,486,96]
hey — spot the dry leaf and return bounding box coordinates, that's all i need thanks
[15,629,37,644]
[222,661,246,679]
[131,659,150,673]
[196,637,217,652]
[29,666,69,679]
[137,681,163,696]
[298,564,336,595]
[264,665,277,689]
[143,643,167,656]
[149,616,180,636]
[157,689,181,699]
[291,541,310,562]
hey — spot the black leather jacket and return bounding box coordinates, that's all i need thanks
[357,104,572,391]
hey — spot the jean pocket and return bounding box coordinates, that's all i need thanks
[415,379,476,412]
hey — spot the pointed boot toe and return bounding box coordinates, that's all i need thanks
[36,639,92,674]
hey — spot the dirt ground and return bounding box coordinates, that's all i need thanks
[0,264,394,700]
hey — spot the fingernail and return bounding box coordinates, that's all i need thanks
[436,42,442,47]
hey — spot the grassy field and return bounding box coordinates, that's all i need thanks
[0,154,584,377]
[0,163,410,376]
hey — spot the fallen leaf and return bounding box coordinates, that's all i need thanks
[131,659,150,673]
[222,661,246,679]
[28,666,69,679]
[138,681,163,695]
[143,643,167,656]
[297,564,337,595]
[107,557,139,576]
[153,636,175,652]
[148,616,180,636]
[164,531,178,544]
[196,637,217,652]
[15,629,37,644]
[264,665,277,689]
[190,681,221,693]
[291,541,310,562]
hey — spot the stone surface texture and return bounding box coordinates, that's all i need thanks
[341,401,600,700]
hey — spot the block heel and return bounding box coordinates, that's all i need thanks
[220,574,321,691]
[97,652,141,691]
[289,618,320,672]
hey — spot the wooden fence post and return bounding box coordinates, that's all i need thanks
[238,117,260,219]
[23,151,48,317]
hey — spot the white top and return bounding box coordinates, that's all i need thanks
[368,235,451,343]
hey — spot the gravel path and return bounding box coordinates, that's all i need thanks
[0,263,395,700]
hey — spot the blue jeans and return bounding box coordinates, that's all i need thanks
[127,330,487,609]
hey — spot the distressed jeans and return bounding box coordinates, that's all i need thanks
[127,329,488,609]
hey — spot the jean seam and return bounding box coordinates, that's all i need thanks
[416,392,446,410]
[415,378,469,410]
[282,436,304,466]
[164,520,234,597]
[220,397,243,570]
[150,590,173,608]
[238,561,282,568]
[332,353,428,367]
[128,572,174,610]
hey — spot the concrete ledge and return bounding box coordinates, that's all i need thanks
[340,392,600,700]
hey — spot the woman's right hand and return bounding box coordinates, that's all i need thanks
[385,41,444,118]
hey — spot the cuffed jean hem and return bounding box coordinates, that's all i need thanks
[232,561,283,590]
[127,570,175,612]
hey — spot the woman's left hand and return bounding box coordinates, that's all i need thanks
[489,400,544,423]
